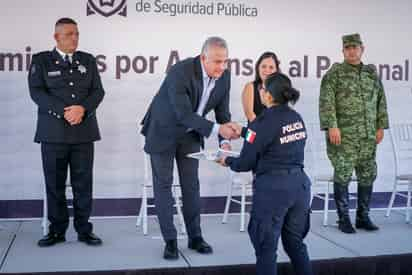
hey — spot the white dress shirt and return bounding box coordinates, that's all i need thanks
[55,47,73,63]
[198,62,229,144]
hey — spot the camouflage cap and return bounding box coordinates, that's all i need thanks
[342,33,362,47]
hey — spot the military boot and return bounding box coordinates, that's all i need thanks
[356,185,379,231]
[333,183,356,233]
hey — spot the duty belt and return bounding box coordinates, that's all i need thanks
[268,167,303,176]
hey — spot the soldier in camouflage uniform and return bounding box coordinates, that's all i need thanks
[319,33,389,233]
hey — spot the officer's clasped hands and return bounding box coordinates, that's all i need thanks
[64,105,85,126]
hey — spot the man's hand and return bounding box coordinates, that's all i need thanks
[64,105,85,126]
[219,123,240,140]
[228,122,243,137]
[215,156,227,167]
[376,128,384,144]
[328,127,341,145]
[220,142,232,151]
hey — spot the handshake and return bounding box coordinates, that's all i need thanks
[218,122,242,140]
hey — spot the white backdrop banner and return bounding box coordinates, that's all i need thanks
[1,0,412,203]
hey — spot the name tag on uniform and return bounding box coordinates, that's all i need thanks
[47,71,61,77]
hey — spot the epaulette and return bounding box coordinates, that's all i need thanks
[31,51,53,64]
[324,62,341,76]
[35,50,51,56]
[364,64,378,74]
[75,50,94,60]
[32,51,52,58]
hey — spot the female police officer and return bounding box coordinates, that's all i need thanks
[217,72,313,275]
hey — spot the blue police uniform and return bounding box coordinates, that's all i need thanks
[225,104,313,275]
[28,48,104,236]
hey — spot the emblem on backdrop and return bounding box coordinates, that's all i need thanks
[87,0,127,17]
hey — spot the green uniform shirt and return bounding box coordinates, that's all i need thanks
[319,61,389,140]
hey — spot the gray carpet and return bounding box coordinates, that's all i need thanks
[0,210,410,273]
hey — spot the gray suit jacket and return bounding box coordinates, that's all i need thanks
[141,55,231,153]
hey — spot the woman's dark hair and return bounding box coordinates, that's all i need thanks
[264,72,300,105]
[254,51,280,84]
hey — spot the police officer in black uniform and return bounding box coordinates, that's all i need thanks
[217,72,313,275]
[29,18,104,247]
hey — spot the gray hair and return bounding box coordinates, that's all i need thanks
[201,36,228,57]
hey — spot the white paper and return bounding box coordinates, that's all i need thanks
[187,149,240,161]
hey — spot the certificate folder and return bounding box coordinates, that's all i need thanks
[187,149,240,161]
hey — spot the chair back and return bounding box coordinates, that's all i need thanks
[305,123,334,179]
[388,123,412,177]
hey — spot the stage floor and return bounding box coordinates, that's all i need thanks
[0,210,411,273]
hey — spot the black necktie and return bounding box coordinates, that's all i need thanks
[64,54,71,65]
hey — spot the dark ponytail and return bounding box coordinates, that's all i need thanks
[265,72,300,105]
[281,87,300,105]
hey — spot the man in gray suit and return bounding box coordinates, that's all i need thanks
[141,37,238,259]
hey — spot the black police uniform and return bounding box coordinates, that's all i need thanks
[225,105,313,275]
[28,48,104,236]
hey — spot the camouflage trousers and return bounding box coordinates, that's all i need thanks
[327,137,377,187]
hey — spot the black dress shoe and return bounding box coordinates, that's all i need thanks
[356,216,379,231]
[188,237,213,254]
[78,232,103,246]
[38,233,65,247]
[163,239,179,260]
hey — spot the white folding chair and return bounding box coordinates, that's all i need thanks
[222,170,253,232]
[42,184,48,235]
[136,133,186,235]
[42,175,73,236]
[306,123,357,226]
[385,123,412,223]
